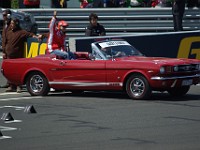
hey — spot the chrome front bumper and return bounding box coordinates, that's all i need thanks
[151,74,200,80]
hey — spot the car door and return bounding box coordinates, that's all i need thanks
[49,59,107,90]
[104,60,125,90]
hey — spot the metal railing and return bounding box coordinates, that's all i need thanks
[20,7,200,38]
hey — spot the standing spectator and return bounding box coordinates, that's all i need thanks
[0,9,12,89]
[187,0,199,7]
[151,0,159,7]
[85,13,106,36]
[23,0,40,8]
[52,0,68,8]
[93,0,104,7]
[60,0,68,8]
[52,0,61,7]
[4,18,39,92]
[107,0,119,7]
[118,0,131,7]
[0,0,11,8]
[172,0,186,31]
[79,0,93,8]
[46,11,74,59]
[130,0,143,7]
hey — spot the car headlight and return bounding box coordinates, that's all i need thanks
[173,66,179,72]
[160,67,165,74]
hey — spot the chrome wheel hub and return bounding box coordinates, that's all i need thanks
[30,75,44,93]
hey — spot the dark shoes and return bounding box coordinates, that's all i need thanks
[5,86,22,93]
[5,86,16,92]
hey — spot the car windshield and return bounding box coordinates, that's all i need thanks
[97,41,143,59]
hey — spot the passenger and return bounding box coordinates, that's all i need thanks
[0,9,12,89]
[85,13,106,36]
[46,10,75,60]
[4,18,39,93]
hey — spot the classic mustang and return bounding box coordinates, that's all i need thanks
[1,39,200,100]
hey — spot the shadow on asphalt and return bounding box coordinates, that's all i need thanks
[47,91,200,102]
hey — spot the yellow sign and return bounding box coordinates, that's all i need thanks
[24,42,47,58]
[177,36,200,59]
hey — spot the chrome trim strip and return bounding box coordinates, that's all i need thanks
[151,74,200,80]
[49,82,123,87]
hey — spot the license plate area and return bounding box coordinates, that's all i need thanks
[182,79,193,86]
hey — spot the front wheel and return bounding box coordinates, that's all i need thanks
[167,86,190,97]
[126,74,152,100]
[26,72,50,96]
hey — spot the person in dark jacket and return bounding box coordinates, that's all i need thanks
[0,9,12,89]
[85,13,106,36]
[172,0,186,31]
[93,0,104,7]
[3,18,39,92]
[187,0,199,8]
[2,9,12,58]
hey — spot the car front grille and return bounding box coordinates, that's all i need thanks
[174,64,199,72]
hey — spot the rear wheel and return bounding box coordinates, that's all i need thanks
[26,72,50,96]
[167,86,190,97]
[126,74,152,100]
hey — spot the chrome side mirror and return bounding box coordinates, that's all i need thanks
[88,53,95,60]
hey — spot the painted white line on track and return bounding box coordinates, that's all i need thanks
[0,106,25,109]
[4,120,22,123]
[0,126,17,131]
[0,92,21,96]
[0,136,12,139]
[0,96,42,101]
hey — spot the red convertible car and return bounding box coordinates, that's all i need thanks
[1,39,200,100]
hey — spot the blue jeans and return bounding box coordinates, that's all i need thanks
[51,50,69,59]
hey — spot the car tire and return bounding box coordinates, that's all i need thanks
[167,86,190,97]
[26,72,50,96]
[126,74,152,100]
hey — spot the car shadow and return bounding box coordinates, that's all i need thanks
[47,91,200,102]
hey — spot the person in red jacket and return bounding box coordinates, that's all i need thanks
[23,0,40,8]
[46,11,75,59]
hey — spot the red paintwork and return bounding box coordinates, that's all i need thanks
[1,54,200,91]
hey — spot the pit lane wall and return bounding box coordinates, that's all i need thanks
[25,30,200,59]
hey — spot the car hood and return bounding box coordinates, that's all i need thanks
[116,56,199,66]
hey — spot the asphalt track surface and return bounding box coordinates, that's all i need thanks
[0,59,200,150]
